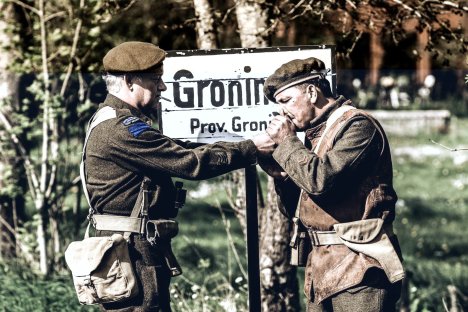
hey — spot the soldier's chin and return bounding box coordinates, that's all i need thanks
[295,123,305,132]
[141,102,158,117]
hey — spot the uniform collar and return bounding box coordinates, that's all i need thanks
[305,95,352,140]
[99,94,152,124]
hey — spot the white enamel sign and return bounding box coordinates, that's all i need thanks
[160,46,336,143]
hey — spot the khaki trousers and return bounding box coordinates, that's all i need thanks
[307,268,401,312]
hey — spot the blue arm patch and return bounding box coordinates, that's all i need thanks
[128,121,151,137]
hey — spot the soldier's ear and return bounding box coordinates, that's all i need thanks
[123,75,134,91]
[307,85,318,104]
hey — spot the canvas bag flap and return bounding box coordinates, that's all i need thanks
[333,218,383,243]
[65,234,123,276]
[333,218,405,283]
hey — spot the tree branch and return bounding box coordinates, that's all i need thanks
[60,0,84,97]
[430,139,468,151]
[44,10,66,22]
[5,0,39,15]
[0,110,39,200]
[38,0,50,201]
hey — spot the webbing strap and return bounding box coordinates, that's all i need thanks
[92,215,145,233]
[308,230,343,246]
[313,104,355,154]
[80,106,117,213]
[81,107,117,239]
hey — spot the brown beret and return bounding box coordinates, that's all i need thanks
[103,41,166,73]
[264,57,327,102]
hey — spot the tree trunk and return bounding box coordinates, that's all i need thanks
[0,2,19,260]
[193,0,218,49]
[259,178,300,311]
[36,195,49,275]
[234,0,270,48]
[234,1,300,310]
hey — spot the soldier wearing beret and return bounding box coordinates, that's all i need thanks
[82,41,259,311]
[255,57,404,312]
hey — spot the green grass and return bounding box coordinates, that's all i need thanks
[0,260,97,312]
[389,117,468,311]
[170,180,250,312]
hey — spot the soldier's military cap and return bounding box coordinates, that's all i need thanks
[264,57,327,102]
[103,41,166,73]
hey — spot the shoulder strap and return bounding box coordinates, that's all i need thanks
[80,106,117,211]
[313,105,355,154]
[80,107,117,238]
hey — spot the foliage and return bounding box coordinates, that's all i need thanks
[0,0,138,274]
[270,0,467,61]
[390,117,468,311]
[0,259,97,312]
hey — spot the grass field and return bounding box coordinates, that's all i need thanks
[1,118,467,312]
[388,117,468,311]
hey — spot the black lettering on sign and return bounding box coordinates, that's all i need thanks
[174,70,194,108]
[232,116,268,132]
[197,80,210,108]
[172,71,271,109]
[228,81,242,106]
[191,118,226,134]
[190,118,200,134]
[210,80,225,107]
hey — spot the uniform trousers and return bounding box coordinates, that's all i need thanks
[307,268,401,312]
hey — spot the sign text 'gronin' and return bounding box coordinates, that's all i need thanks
[171,69,270,109]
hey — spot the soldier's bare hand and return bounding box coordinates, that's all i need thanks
[266,115,296,144]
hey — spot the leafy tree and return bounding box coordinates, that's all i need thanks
[0,0,137,275]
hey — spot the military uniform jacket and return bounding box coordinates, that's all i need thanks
[84,94,257,220]
[272,96,402,303]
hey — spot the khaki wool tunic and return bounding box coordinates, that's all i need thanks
[84,94,257,311]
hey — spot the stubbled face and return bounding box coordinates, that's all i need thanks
[274,86,316,131]
[132,67,167,113]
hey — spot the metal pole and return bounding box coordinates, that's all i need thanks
[245,164,261,312]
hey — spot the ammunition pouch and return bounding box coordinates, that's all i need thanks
[289,217,312,267]
[146,219,179,244]
[146,219,182,277]
[297,218,405,283]
[92,215,183,277]
[290,231,312,267]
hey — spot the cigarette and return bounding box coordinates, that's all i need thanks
[160,96,171,102]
